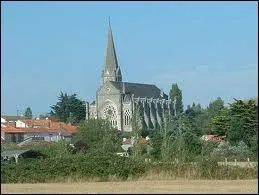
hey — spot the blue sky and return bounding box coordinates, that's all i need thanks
[1,1,258,117]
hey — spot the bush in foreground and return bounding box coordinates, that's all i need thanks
[1,152,146,183]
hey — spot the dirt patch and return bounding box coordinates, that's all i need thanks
[1,180,258,194]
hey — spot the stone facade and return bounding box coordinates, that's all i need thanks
[86,22,173,132]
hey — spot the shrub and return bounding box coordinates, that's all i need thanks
[211,140,252,161]
[1,151,147,183]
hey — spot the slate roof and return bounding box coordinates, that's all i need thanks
[110,81,168,99]
[124,82,163,99]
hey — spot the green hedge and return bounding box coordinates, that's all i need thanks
[1,152,146,183]
[1,141,256,183]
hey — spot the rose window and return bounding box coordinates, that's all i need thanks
[103,105,116,119]
[103,104,117,127]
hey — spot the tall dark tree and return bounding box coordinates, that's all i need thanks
[210,107,230,136]
[24,107,33,119]
[50,92,86,124]
[226,98,258,148]
[207,97,224,118]
[184,103,204,137]
[169,83,184,116]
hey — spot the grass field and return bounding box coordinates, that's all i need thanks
[1,180,258,194]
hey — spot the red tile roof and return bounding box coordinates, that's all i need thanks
[122,139,132,145]
[202,134,226,142]
[1,119,79,135]
[1,126,25,133]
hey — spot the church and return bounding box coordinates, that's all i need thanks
[86,22,174,132]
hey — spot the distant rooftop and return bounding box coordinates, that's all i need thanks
[1,115,26,122]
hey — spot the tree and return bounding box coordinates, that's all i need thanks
[207,97,224,118]
[73,119,121,154]
[206,97,225,135]
[210,107,230,136]
[131,106,143,159]
[50,92,86,124]
[226,98,258,148]
[39,113,50,119]
[184,103,206,137]
[160,111,172,162]
[149,130,163,160]
[169,83,184,116]
[24,107,33,119]
[67,112,77,124]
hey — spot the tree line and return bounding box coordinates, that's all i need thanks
[2,83,257,183]
[22,84,257,161]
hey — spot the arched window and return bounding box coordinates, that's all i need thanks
[90,111,97,119]
[124,109,131,126]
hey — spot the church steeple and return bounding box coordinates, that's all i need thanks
[102,19,122,83]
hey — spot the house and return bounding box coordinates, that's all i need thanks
[1,117,6,123]
[121,136,149,152]
[15,120,27,128]
[1,115,26,122]
[1,119,79,143]
[1,115,26,129]
[121,138,133,151]
[1,126,25,143]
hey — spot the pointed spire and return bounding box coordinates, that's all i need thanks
[102,18,122,83]
[105,18,118,74]
[108,16,111,29]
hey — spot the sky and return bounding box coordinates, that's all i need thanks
[1,1,258,117]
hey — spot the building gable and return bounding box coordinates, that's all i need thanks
[98,81,121,96]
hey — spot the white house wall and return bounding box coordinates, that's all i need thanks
[1,117,6,123]
[15,120,27,128]
[24,132,63,142]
